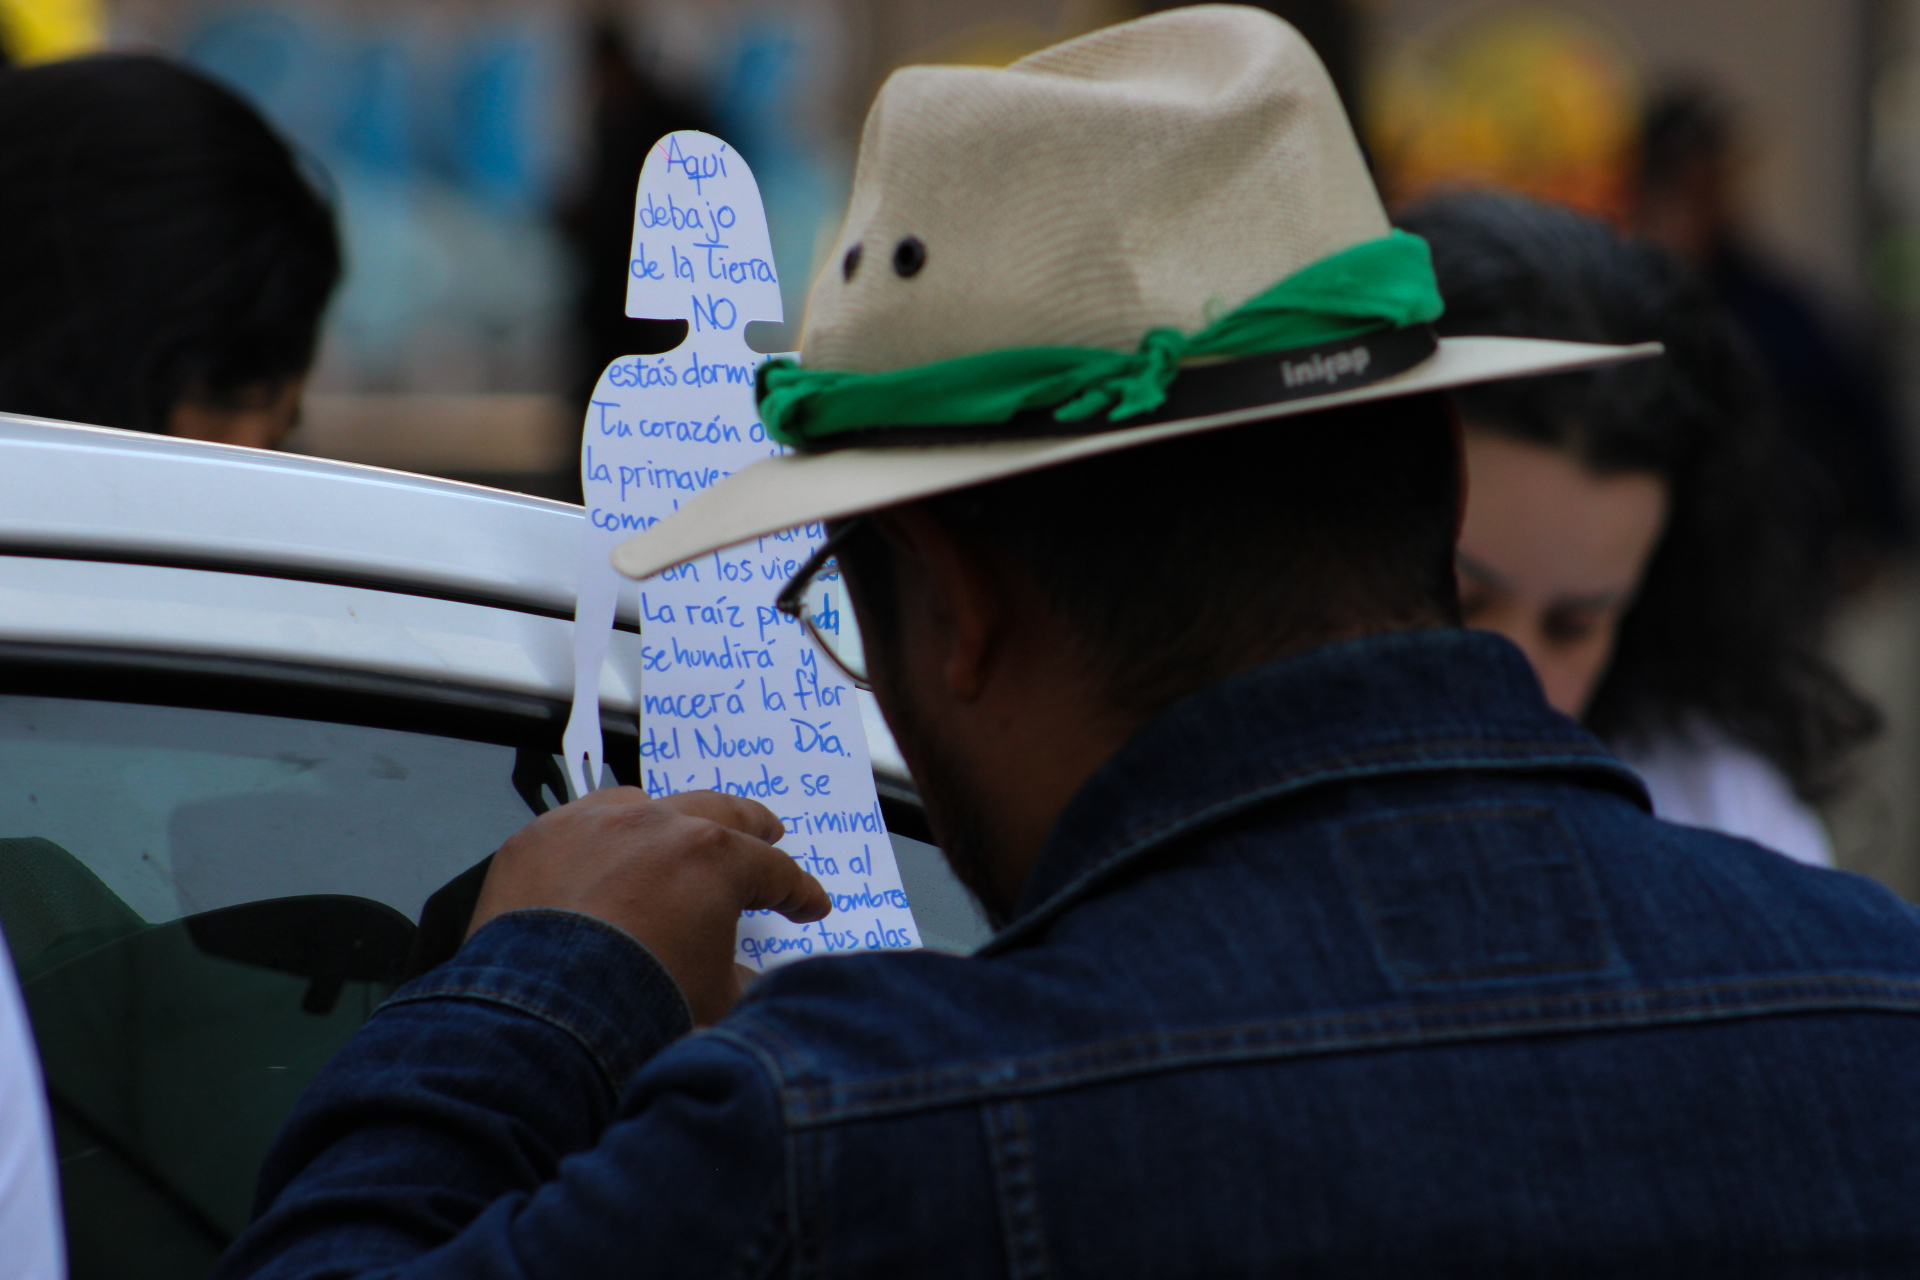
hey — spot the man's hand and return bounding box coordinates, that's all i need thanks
[470,788,831,1024]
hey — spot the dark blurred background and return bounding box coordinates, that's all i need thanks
[6,0,1920,889]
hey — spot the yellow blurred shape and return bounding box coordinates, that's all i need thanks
[0,0,105,64]
[901,0,1130,70]
[1368,6,1640,221]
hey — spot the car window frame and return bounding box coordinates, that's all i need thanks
[0,638,932,845]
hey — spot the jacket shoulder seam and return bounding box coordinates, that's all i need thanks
[766,974,1920,1126]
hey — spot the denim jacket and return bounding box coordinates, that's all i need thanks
[217,631,1920,1278]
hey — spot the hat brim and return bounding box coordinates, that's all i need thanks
[611,335,1661,581]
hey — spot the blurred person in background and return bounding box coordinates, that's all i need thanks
[0,54,339,449]
[1638,84,1909,576]
[562,22,712,415]
[1402,192,1877,866]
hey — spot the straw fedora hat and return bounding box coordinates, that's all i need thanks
[611,4,1657,581]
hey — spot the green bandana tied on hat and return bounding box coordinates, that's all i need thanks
[758,231,1442,450]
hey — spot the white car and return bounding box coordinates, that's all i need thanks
[0,412,986,1279]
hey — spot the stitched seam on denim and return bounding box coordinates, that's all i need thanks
[723,1179,790,1280]
[983,1100,1052,1280]
[787,1126,826,1280]
[378,987,626,1101]
[488,907,699,1033]
[987,750,1642,956]
[711,1022,820,1111]
[775,976,1920,1125]
[1090,741,1637,857]
[422,909,697,1055]
[1337,805,1627,986]
[707,1026,839,1139]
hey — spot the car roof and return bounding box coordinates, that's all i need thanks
[0,412,635,627]
[0,414,915,780]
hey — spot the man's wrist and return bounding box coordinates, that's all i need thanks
[388,909,695,1095]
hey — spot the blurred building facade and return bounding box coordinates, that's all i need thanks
[0,0,1883,409]
[5,0,1878,480]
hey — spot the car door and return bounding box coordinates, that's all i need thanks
[0,646,608,1277]
[0,641,985,1280]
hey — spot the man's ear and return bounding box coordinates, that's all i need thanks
[868,504,1005,702]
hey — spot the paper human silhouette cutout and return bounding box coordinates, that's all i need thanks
[566,131,920,968]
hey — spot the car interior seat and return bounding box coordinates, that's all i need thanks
[0,835,417,1279]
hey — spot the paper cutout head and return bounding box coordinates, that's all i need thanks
[625,130,783,328]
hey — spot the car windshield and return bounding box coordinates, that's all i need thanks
[0,692,540,1280]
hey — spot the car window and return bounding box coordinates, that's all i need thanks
[890,831,992,955]
[0,693,540,1280]
[0,695,533,924]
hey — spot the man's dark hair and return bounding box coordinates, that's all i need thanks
[1399,190,1876,799]
[840,392,1463,722]
[0,54,341,433]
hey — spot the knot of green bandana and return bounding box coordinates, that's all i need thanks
[1054,327,1187,422]
[756,230,1442,449]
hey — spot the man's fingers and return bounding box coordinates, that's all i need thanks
[566,787,785,846]
[662,794,822,920]
[657,790,786,845]
[720,831,832,923]
[776,873,833,923]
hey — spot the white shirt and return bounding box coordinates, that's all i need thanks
[0,930,62,1279]
[1613,725,1833,868]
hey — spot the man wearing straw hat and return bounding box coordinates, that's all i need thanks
[220,9,1920,1276]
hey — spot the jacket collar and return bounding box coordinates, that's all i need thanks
[983,628,1648,955]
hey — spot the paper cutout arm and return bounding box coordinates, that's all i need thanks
[562,560,619,798]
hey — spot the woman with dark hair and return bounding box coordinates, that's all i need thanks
[1399,191,1876,865]
[0,54,340,447]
